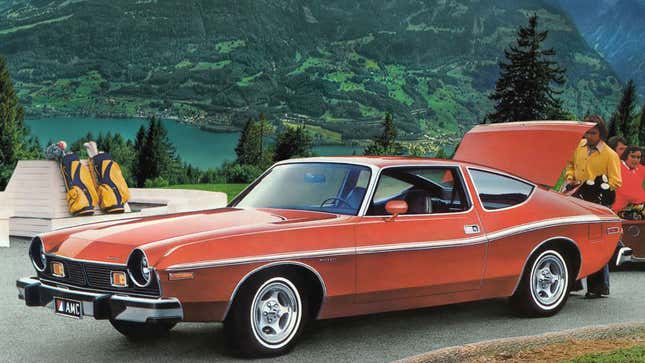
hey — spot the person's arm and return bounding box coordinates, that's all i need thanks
[608,152,622,190]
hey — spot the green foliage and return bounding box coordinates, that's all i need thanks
[609,79,639,144]
[364,113,404,156]
[274,123,313,162]
[564,344,645,363]
[220,161,263,183]
[234,114,274,169]
[0,54,28,189]
[487,15,566,123]
[144,176,169,188]
[134,117,180,187]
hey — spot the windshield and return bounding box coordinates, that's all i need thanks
[234,163,372,215]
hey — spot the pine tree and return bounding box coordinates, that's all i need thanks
[639,103,645,146]
[133,125,147,187]
[614,80,638,144]
[486,15,566,123]
[0,55,27,189]
[274,123,313,161]
[364,113,403,155]
[235,117,261,165]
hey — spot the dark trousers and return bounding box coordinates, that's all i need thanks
[587,263,610,294]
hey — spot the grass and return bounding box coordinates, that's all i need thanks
[215,39,246,54]
[166,184,248,201]
[565,345,645,362]
[0,14,73,34]
[191,60,231,71]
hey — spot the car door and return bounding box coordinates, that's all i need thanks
[354,165,488,303]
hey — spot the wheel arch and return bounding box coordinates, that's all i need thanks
[223,261,327,321]
[511,236,581,296]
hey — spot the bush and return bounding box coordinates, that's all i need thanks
[221,162,263,183]
[144,176,170,188]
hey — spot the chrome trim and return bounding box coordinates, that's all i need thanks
[167,248,355,271]
[360,163,475,217]
[39,278,159,298]
[355,236,488,255]
[45,253,127,267]
[466,167,536,212]
[607,226,622,235]
[222,261,327,320]
[112,303,183,323]
[616,247,633,266]
[126,249,154,288]
[30,238,47,273]
[510,236,580,295]
[167,215,612,271]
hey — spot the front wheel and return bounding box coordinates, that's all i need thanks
[224,274,307,357]
[109,319,176,340]
[510,249,570,317]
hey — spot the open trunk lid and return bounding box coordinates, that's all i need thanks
[453,121,594,187]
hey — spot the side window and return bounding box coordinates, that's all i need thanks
[469,169,534,210]
[366,167,470,215]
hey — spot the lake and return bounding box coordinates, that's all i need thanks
[25,117,362,169]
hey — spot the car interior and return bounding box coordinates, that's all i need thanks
[366,167,470,216]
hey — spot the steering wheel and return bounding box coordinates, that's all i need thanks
[320,197,353,209]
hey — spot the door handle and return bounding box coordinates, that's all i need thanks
[464,224,481,234]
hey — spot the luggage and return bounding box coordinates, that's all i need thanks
[60,154,98,216]
[89,152,130,214]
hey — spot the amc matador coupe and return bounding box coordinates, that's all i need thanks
[17,122,622,356]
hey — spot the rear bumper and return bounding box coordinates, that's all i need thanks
[617,247,645,264]
[17,277,183,323]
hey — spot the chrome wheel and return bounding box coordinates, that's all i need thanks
[530,251,568,309]
[250,277,302,349]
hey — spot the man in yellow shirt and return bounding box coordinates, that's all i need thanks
[565,115,622,298]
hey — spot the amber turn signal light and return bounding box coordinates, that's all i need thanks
[51,262,65,277]
[111,271,128,287]
[169,272,194,281]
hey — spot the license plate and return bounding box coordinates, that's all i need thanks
[54,297,83,319]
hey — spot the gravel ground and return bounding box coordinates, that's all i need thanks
[2,238,645,363]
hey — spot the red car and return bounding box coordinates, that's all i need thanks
[17,122,621,357]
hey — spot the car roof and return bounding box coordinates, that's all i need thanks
[277,156,465,168]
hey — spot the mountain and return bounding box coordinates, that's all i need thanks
[551,0,645,98]
[0,0,622,146]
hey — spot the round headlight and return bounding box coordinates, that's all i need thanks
[127,249,153,287]
[29,237,46,272]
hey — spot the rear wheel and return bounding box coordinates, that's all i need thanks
[224,273,307,357]
[109,319,176,340]
[510,249,570,317]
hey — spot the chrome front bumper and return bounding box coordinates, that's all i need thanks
[616,247,639,265]
[17,277,183,323]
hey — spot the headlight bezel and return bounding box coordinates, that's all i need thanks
[29,237,47,272]
[127,249,153,287]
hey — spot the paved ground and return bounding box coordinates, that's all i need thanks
[2,238,644,363]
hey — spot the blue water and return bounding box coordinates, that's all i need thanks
[25,117,361,169]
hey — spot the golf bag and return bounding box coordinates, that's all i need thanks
[60,154,98,216]
[89,152,130,214]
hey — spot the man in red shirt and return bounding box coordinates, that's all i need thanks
[612,146,645,213]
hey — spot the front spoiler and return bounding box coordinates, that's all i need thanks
[17,277,183,323]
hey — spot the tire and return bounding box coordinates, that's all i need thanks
[109,319,176,340]
[224,273,308,357]
[509,249,571,317]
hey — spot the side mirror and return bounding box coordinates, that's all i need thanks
[385,200,408,220]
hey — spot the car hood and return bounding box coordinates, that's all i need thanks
[46,208,339,264]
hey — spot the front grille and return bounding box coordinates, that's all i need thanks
[39,256,160,297]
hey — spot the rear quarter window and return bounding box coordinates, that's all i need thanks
[469,169,534,210]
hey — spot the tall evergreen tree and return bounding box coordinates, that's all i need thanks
[133,125,147,186]
[364,113,403,155]
[486,15,566,123]
[235,117,261,165]
[274,123,313,161]
[612,79,638,143]
[0,55,28,189]
[639,103,645,146]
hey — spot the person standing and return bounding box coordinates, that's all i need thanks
[565,115,622,298]
[612,146,645,213]
[607,136,627,159]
